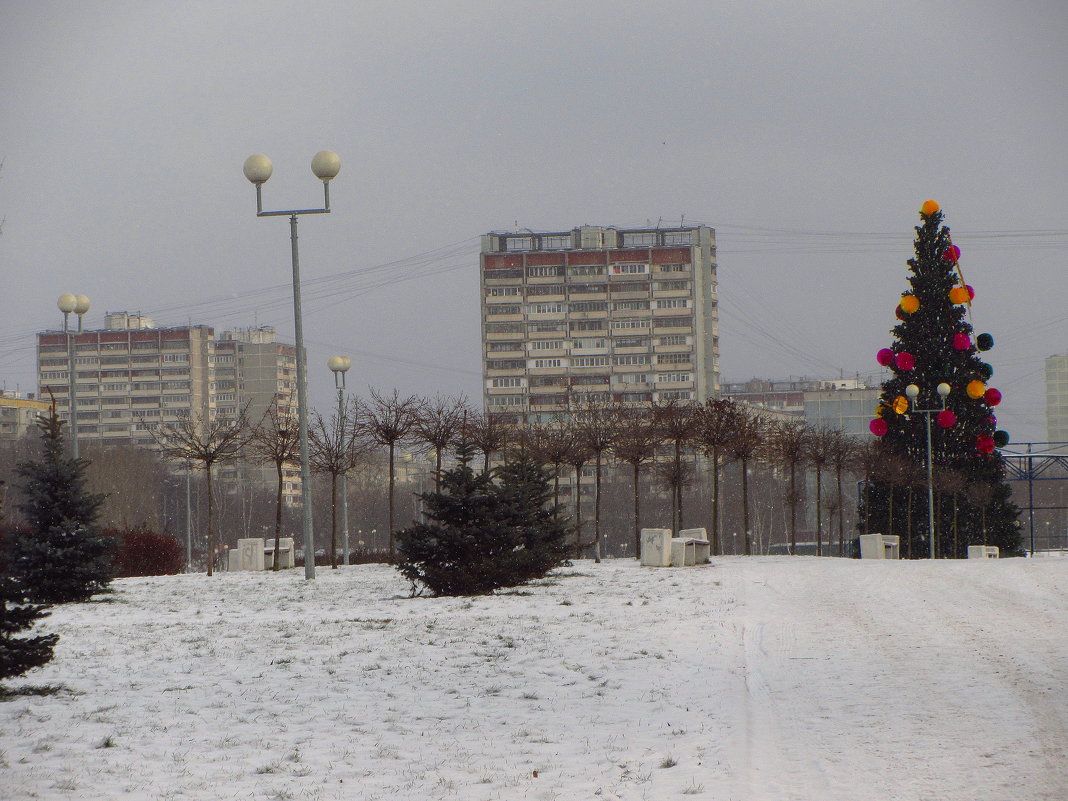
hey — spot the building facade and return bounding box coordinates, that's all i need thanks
[723,377,879,436]
[1046,352,1068,446]
[0,390,50,441]
[480,225,719,420]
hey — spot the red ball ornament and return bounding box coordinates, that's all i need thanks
[942,245,961,262]
[976,435,995,454]
[937,409,957,428]
[895,351,915,371]
[869,419,888,437]
[953,332,972,350]
[984,388,1002,406]
[966,285,975,300]
[877,348,894,366]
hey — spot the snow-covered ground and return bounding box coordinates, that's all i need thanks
[3,557,1067,801]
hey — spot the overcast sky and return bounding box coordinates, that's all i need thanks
[2,1,1066,443]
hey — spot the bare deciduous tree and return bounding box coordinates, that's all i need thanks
[571,395,618,563]
[725,406,765,556]
[612,406,660,558]
[310,397,368,569]
[246,401,300,570]
[463,409,514,475]
[765,420,810,554]
[695,398,743,554]
[806,427,837,557]
[411,394,470,491]
[151,406,250,576]
[652,399,699,534]
[363,389,419,561]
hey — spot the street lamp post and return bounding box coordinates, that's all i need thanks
[57,293,90,460]
[328,355,352,566]
[244,151,341,580]
[905,382,951,559]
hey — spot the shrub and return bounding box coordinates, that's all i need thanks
[109,527,184,578]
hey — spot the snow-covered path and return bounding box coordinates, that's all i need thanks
[3,557,1067,800]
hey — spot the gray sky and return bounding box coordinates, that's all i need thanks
[2,0,1066,443]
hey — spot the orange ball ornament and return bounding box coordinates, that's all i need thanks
[949,286,970,304]
[900,294,919,314]
[966,380,986,399]
[921,199,940,216]
[893,395,909,415]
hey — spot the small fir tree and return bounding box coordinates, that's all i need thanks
[10,410,114,602]
[395,444,570,596]
[0,575,58,681]
[864,201,1020,557]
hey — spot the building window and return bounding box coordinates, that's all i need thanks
[570,320,607,332]
[569,283,607,295]
[572,338,607,350]
[615,373,650,385]
[656,298,690,309]
[612,319,649,330]
[613,355,651,366]
[657,262,690,272]
[527,284,565,296]
[570,374,609,386]
[487,359,525,370]
[532,358,564,368]
[657,353,691,364]
[568,265,605,277]
[487,287,521,297]
[659,390,693,400]
[612,301,649,311]
[489,395,526,406]
[611,263,650,275]
[486,322,525,334]
[527,265,564,278]
[657,373,692,383]
[488,341,522,352]
[570,301,608,313]
[487,304,522,316]
[572,356,610,367]
[491,377,523,388]
[614,337,649,349]
[529,322,567,333]
[659,334,688,345]
[654,280,691,291]
[529,340,565,350]
[530,303,565,314]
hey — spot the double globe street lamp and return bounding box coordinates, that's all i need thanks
[328,355,352,566]
[57,293,90,459]
[244,151,341,580]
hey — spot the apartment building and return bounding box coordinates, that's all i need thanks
[0,390,50,441]
[723,377,880,436]
[37,314,296,445]
[1046,352,1068,446]
[480,225,719,420]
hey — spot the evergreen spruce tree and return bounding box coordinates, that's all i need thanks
[10,410,114,602]
[0,575,58,681]
[396,442,570,596]
[864,200,1020,557]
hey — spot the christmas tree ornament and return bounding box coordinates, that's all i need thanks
[984,388,1002,406]
[895,351,915,371]
[966,380,986,399]
[976,333,994,351]
[942,245,961,262]
[966,285,975,300]
[948,286,970,304]
[978,362,993,380]
[921,199,940,216]
[976,435,995,454]
[953,332,972,350]
[895,305,906,320]
[900,294,920,314]
[937,409,957,428]
[993,430,1010,448]
[877,348,894,366]
[893,395,908,415]
[870,418,888,436]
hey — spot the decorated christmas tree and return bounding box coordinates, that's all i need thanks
[864,200,1020,558]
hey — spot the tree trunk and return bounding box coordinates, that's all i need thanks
[632,461,641,560]
[206,463,215,577]
[573,464,583,555]
[593,452,602,563]
[815,466,823,557]
[330,472,339,569]
[388,442,396,562]
[710,448,720,555]
[789,463,797,555]
[836,468,845,557]
[273,463,284,571]
[742,458,752,556]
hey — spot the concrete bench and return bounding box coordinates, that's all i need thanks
[967,545,999,559]
[641,527,710,567]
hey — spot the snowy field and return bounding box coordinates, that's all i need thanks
[3,556,1068,801]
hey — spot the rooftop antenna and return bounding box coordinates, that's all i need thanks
[681,214,685,226]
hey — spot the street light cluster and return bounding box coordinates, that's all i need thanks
[244,151,342,580]
[57,292,90,460]
[905,381,951,559]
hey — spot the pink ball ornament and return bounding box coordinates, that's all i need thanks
[936,410,957,428]
[895,351,915,371]
[966,285,975,300]
[876,348,894,367]
[953,333,972,351]
[942,245,961,262]
[984,388,1002,406]
[869,419,888,437]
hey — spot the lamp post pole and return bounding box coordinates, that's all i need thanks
[244,151,341,580]
[906,382,951,559]
[57,293,90,460]
[328,356,352,566]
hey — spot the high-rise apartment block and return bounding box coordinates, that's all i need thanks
[1045,352,1068,445]
[480,225,719,420]
[36,313,296,447]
